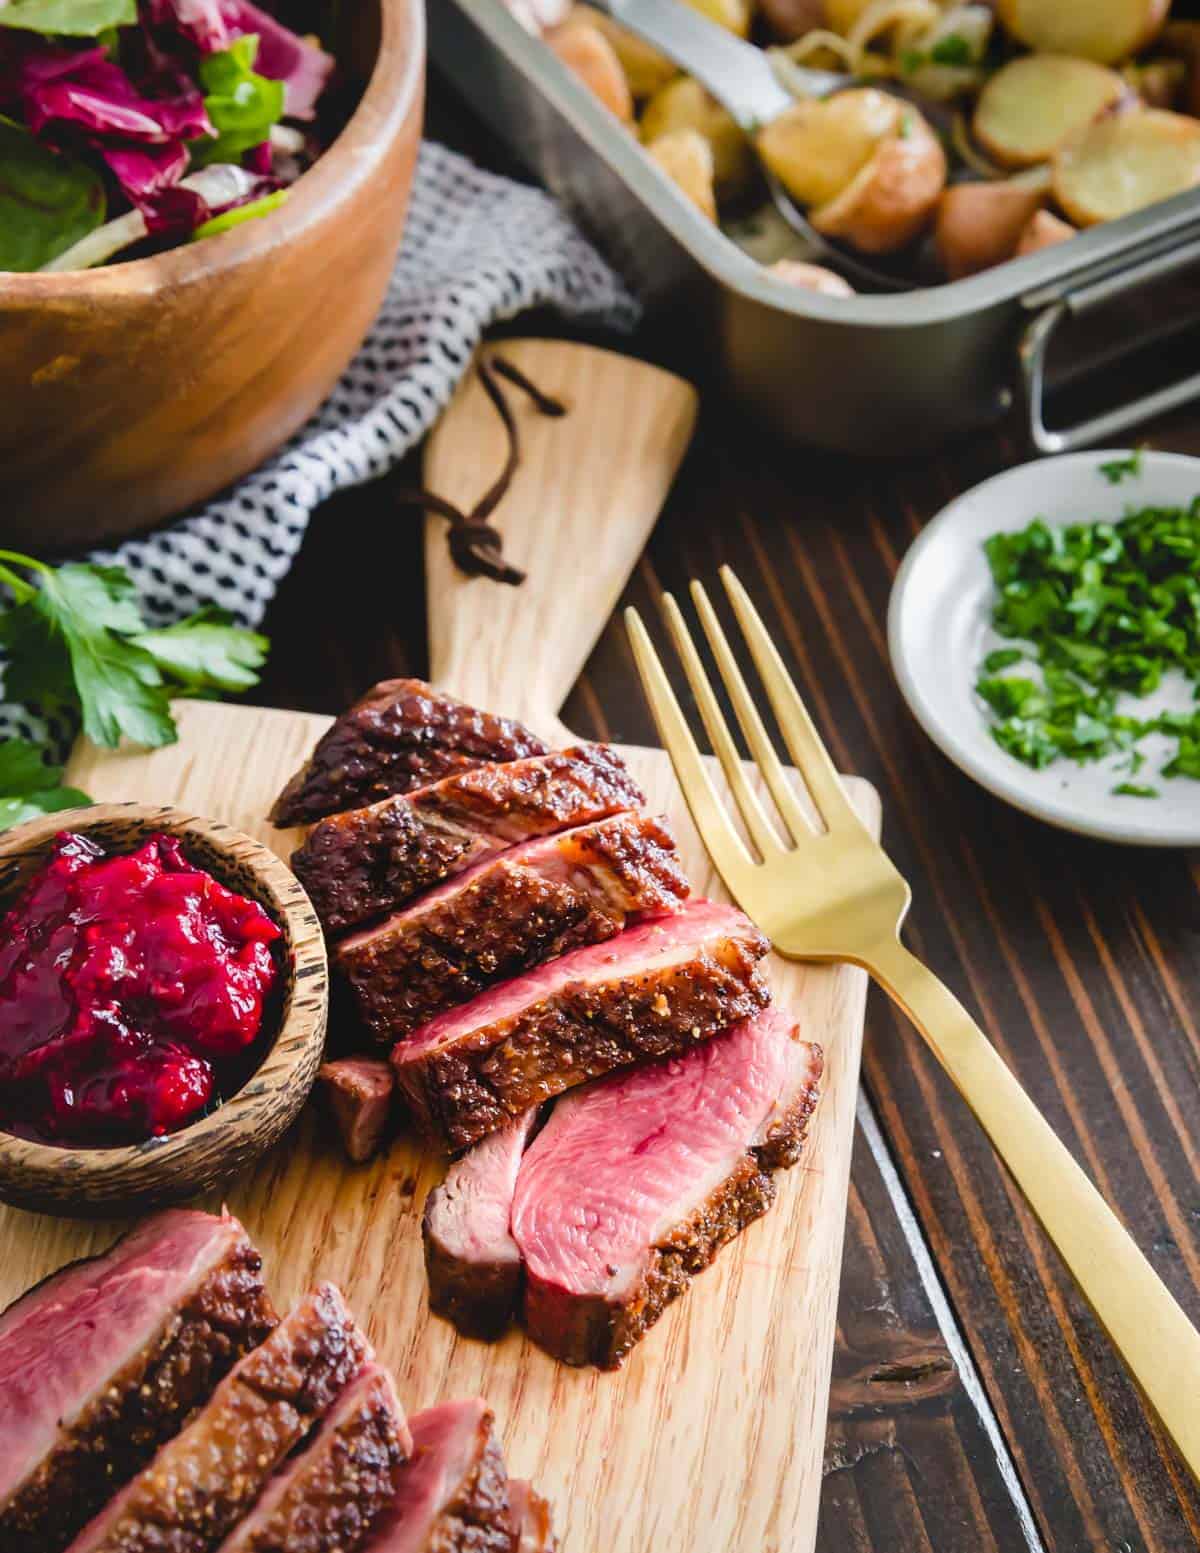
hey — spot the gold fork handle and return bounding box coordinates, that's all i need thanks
[870,937,1200,1472]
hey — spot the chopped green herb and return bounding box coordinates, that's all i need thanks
[1098,449,1144,484]
[929,32,971,65]
[974,497,1200,792]
[0,549,269,752]
[1113,783,1159,798]
[899,48,924,74]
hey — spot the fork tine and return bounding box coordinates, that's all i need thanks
[690,580,816,844]
[660,593,788,859]
[625,607,752,885]
[720,566,860,829]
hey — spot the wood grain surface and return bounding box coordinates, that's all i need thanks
[0,699,877,1553]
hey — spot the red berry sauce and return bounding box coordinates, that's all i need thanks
[0,832,282,1146]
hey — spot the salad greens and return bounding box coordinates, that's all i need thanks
[974,492,1200,793]
[0,0,331,271]
[0,118,105,270]
[0,550,268,826]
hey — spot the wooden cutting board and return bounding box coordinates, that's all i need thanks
[0,342,879,1553]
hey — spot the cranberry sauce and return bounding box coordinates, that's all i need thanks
[0,832,282,1146]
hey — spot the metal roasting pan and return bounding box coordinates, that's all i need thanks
[431,0,1200,454]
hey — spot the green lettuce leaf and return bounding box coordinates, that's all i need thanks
[0,119,106,272]
[0,0,134,33]
[191,35,285,167]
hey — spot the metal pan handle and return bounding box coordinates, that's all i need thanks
[1021,231,1200,453]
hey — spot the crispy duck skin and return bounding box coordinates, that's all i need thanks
[361,1399,512,1553]
[513,1010,823,1368]
[423,1109,539,1340]
[269,680,549,827]
[337,812,690,1042]
[65,1284,369,1553]
[213,1364,410,1553]
[0,1209,276,1553]
[391,901,771,1153]
[291,744,645,937]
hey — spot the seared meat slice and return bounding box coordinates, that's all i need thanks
[362,1400,512,1553]
[214,1364,410,1553]
[511,1009,823,1368]
[338,813,689,1041]
[391,901,770,1152]
[66,1284,369,1553]
[507,1483,558,1553]
[0,1208,276,1553]
[423,1109,539,1340]
[319,1058,396,1162]
[292,745,644,936]
[270,680,548,826]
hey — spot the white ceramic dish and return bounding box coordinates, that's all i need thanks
[887,450,1200,848]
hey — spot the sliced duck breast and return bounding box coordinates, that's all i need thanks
[507,1481,558,1553]
[319,1057,396,1162]
[391,900,770,1152]
[270,679,549,827]
[423,1108,540,1339]
[0,1208,276,1553]
[512,1009,823,1368]
[362,1399,512,1553]
[214,1363,410,1553]
[338,812,689,1041]
[66,1284,369,1553]
[292,744,644,936]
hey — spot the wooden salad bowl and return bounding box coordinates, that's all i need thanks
[0,0,424,554]
[0,804,328,1217]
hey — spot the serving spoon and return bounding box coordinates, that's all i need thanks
[582,0,922,291]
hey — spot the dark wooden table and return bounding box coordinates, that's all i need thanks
[255,89,1200,1553]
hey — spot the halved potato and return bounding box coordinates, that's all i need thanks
[974,55,1127,168]
[1016,209,1077,254]
[995,0,1169,66]
[934,180,1046,278]
[572,7,677,97]
[545,18,634,122]
[809,107,947,253]
[681,0,753,37]
[647,128,718,220]
[1053,106,1200,226]
[770,259,856,295]
[757,87,904,209]
[640,76,753,195]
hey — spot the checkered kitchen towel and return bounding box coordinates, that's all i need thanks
[0,141,638,749]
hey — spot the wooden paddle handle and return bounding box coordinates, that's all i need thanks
[422,339,698,743]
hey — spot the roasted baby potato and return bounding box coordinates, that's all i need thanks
[1053,105,1200,225]
[973,55,1128,167]
[934,180,1046,278]
[648,128,719,220]
[1016,208,1077,254]
[641,76,754,194]
[995,0,1170,67]
[760,90,946,253]
[571,7,678,97]
[545,17,634,122]
[769,258,856,295]
[756,87,904,208]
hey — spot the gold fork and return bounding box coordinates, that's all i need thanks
[626,564,1200,1476]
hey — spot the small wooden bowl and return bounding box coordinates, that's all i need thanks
[0,0,424,552]
[0,804,328,1217]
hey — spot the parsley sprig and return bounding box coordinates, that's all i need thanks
[974,498,1200,791]
[0,549,268,829]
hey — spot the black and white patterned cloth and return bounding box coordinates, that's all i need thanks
[1,142,638,750]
